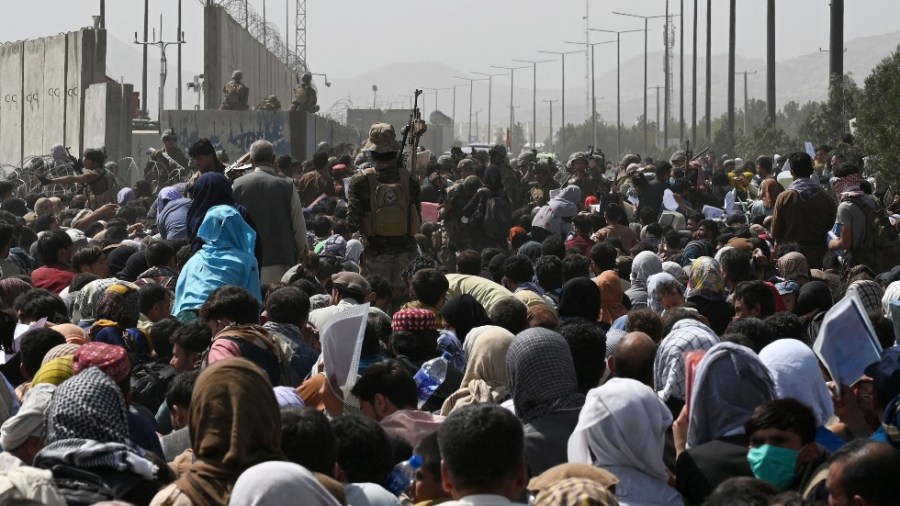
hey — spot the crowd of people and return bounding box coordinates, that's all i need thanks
[0,122,896,506]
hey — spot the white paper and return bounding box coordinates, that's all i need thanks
[702,205,725,221]
[343,177,351,200]
[3,318,48,364]
[804,141,816,158]
[320,303,370,389]
[813,293,882,392]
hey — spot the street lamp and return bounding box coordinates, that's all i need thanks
[455,76,488,143]
[512,58,556,148]
[309,72,331,87]
[134,24,185,122]
[565,40,615,150]
[473,71,508,146]
[590,28,643,160]
[537,49,585,155]
[490,64,529,147]
[612,11,670,155]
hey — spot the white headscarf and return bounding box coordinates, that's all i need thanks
[629,251,663,291]
[229,461,340,506]
[568,378,672,482]
[882,280,900,318]
[647,272,680,315]
[1,384,55,450]
[759,339,834,426]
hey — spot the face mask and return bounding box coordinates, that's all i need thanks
[747,444,799,491]
[668,177,677,186]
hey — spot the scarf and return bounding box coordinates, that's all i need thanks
[830,173,864,200]
[45,367,131,445]
[187,172,241,252]
[759,339,834,426]
[229,461,340,506]
[263,321,303,347]
[777,252,811,284]
[686,256,724,300]
[506,328,585,424]
[630,251,663,292]
[796,280,834,316]
[653,319,719,402]
[156,185,184,213]
[177,358,284,506]
[93,282,141,329]
[558,277,602,322]
[441,327,513,415]
[648,272,680,315]
[34,439,158,480]
[440,294,491,345]
[597,271,627,325]
[788,177,820,201]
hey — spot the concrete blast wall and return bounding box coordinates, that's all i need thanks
[0,28,106,167]
[347,109,452,155]
[204,5,295,111]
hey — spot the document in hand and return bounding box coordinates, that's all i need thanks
[321,303,370,390]
[702,205,725,221]
[813,293,882,395]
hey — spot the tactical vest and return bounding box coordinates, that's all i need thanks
[361,167,421,237]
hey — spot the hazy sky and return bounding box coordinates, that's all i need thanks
[5,0,899,120]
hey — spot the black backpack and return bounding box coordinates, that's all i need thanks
[482,193,513,240]
[845,195,900,273]
[130,361,177,413]
[51,465,143,506]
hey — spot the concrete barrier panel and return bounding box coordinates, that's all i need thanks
[42,34,67,152]
[0,43,24,167]
[22,38,45,159]
[65,30,84,154]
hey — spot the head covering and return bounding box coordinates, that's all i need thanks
[440,294,491,344]
[533,478,620,506]
[391,308,436,332]
[332,272,371,298]
[41,343,81,365]
[322,235,347,256]
[686,342,776,448]
[0,277,32,307]
[796,280,833,316]
[517,241,542,263]
[45,367,130,444]
[273,386,305,409]
[883,281,900,318]
[760,178,783,208]
[568,378,672,483]
[105,246,136,277]
[527,463,619,495]
[654,318,719,402]
[662,261,689,286]
[187,172,238,248]
[362,123,401,153]
[116,251,148,282]
[506,328,585,424]
[549,186,581,218]
[846,280,884,314]
[597,271,627,325]
[116,188,136,206]
[775,280,801,296]
[31,356,74,386]
[686,257,725,300]
[230,461,341,506]
[630,251,663,292]
[648,272,680,314]
[198,205,256,254]
[1,383,55,450]
[558,278,601,322]
[74,277,119,322]
[72,342,131,384]
[441,326,514,415]
[483,165,504,192]
[344,239,363,263]
[759,339,834,426]
[94,282,140,329]
[527,304,560,330]
[156,185,184,214]
[777,252,811,284]
[177,357,284,506]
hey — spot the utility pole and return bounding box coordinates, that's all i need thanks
[727,0,736,153]
[566,40,615,150]
[473,71,507,146]
[650,86,664,149]
[491,64,530,148]
[680,0,685,143]
[692,0,698,146]
[455,76,487,143]
[664,0,671,149]
[544,99,559,152]
[829,0,844,85]
[512,58,555,148]
[589,29,642,160]
[767,0,776,124]
[177,0,183,110]
[135,17,186,123]
[99,0,105,29]
[422,87,448,117]
[538,50,585,155]
[141,0,149,118]
[735,70,757,136]
[452,84,466,139]
[705,0,712,143]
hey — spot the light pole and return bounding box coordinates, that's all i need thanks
[421,87,448,117]
[611,12,669,156]
[456,76,488,143]
[735,70,758,136]
[451,84,467,140]
[565,40,615,150]
[544,99,559,152]
[537,49,585,155]
[473,71,507,145]
[134,17,185,123]
[490,64,529,147]
[589,28,642,160]
[512,58,556,148]
[650,85,664,148]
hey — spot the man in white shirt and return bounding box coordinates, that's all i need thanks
[438,405,528,506]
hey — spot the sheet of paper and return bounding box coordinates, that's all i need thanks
[702,205,725,221]
[320,303,369,388]
[813,293,882,393]
[421,202,439,223]
[343,177,351,200]
[804,141,816,158]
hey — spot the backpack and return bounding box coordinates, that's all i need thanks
[482,193,513,240]
[362,167,421,237]
[846,195,900,273]
[129,361,176,413]
[51,464,143,506]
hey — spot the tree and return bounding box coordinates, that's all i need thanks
[735,123,799,160]
[800,74,861,145]
[857,46,900,188]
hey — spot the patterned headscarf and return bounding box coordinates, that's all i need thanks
[846,280,884,314]
[94,282,141,329]
[663,261,689,287]
[391,308,436,332]
[533,478,619,506]
[31,356,74,386]
[882,281,900,318]
[648,272,681,314]
[41,343,81,366]
[45,367,130,445]
[74,277,119,322]
[653,318,719,402]
[72,342,132,384]
[777,252,811,284]
[0,278,32,307]
[506,328,585,424]
[686,257,724,300]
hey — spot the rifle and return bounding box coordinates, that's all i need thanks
[398,89,427,172]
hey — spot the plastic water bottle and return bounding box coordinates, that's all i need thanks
[386,454,423,496]
[414,352,452,408]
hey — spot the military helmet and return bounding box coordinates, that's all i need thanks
[488,144,507,159]
[458,159,476,172]
[437,155,454,170]
[161,129,177,141]
[669,150,687,164]
[532,159,550,174]
[516,150,537,168]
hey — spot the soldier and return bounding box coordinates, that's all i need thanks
[489,144,525,211]
[256,95,282,111]
[526,159,560,209]
[455,159,476,184]
[40,148,116,209]
[347,123,421,308]
[565,151,597,200]
[220,70,250,111]
[435,155,455,179]
[144,129,190,192]
[291,73,319,113]
[437,174,482,271]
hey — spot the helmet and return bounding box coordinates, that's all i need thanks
[437,155,454,170]
[488,144,507,159]
[516,150,537,168]
[161,129,177,141]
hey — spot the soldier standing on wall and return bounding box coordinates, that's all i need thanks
[347,123,421,308]
[291,73,319,113]
[144,129,190,192]
[220,70,250,111]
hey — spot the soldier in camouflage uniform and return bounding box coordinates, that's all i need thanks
[257,95,282,111]
[564,151,598,200]
[347,123,421,308]
[144,129,190,192]
[436,155,455,180]
[291,73,320,113]
[454,159,476,184]
[526,159,560,209]
[489,144,525,211]
[437,175,482,271]
[220,70,250,110]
